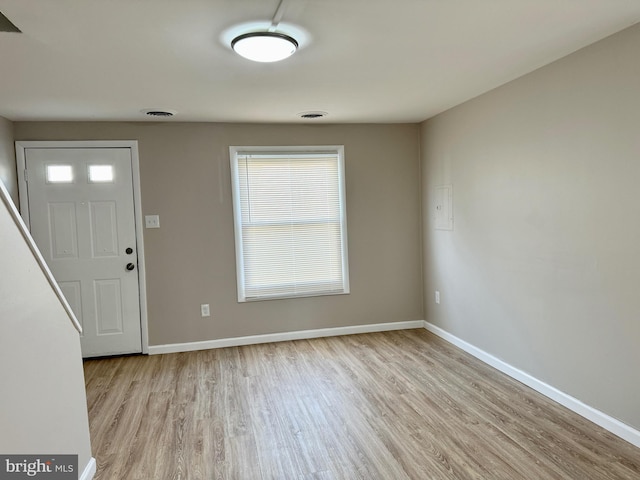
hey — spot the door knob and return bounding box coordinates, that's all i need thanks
[126,247,134,254]
[126,263,135,271]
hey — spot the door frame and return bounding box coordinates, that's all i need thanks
[15,140,150,354]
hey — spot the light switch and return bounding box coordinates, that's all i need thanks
[145,215,160,228]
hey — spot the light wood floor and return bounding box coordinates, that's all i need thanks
[83,329,640,479]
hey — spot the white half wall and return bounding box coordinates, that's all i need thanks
[0,181,94,477]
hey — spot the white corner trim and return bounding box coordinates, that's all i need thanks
[148,320,425,355]
[423,321,640,449]
[79,457,96,480]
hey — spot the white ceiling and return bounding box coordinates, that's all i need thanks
[0,0,639,124]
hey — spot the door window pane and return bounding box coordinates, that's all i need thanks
[46,165,73,183]
[89,165,114,183]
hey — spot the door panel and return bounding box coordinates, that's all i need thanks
[94,279,124,334]
[25,147,142,357]
[89,201,119,257]
[58,281,84,332]
[48,202,79,258]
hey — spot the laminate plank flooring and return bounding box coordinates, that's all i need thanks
[83,329,640,479]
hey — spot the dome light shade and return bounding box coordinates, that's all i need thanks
[231,32,298,62]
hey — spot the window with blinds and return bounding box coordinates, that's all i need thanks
[229,146,350,302]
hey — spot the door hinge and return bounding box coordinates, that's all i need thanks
[23,168,28,182]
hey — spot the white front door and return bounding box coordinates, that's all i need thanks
[23,147,142,357]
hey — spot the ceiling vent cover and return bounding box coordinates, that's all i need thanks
[141,109,176,117]
[298,111,328,119]
[0,11,21,33]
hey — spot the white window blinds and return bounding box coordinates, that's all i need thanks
[230,146,350,302]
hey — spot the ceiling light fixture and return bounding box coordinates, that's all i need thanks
[231,32,298,63]
[230,0,299,63]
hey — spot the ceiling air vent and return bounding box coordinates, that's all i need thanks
[141,109,176,118]
[0,11,21,33]
[298,111,328,119]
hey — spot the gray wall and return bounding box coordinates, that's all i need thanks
[421,24,640,430]
[0,116,17,204]
[0,186,93,473]
[15,122,423,346]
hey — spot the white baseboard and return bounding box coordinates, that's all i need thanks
[148,320,425,355]
[423,321,640,449]
[79,457,96,480]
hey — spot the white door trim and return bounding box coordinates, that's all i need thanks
[16,140,149,354]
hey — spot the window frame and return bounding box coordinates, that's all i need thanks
[229,145,350,302]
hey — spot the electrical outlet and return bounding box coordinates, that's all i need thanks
[200,304,210,317]
[435,291,440,304]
